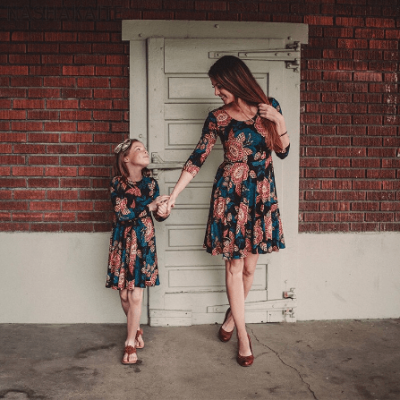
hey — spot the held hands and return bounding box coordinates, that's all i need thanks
[148,195,169,213]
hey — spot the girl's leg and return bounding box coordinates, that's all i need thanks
[122,288,144,363]
[120,288,144,348]
[222,253,259,332]
[225,258,251,357]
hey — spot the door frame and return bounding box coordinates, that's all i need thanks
[122,20,309,324]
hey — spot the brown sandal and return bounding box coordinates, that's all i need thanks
[121,345,137,365]
[135,328,144,349]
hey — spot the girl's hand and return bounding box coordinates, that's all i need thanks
[148,195,169,212]
[258,103,283,124]
[156,202,169,218]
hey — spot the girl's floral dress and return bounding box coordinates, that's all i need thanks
[106,176,167,290]
[183,98,290,260]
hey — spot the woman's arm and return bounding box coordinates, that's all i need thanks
[166,170,194,213]
[258,101,290,150]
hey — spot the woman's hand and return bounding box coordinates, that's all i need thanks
[156,201,170,218]
[166,196,176,215]
[258,103,284,124]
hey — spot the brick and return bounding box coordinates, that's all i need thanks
[367,191,397,201]
[44,77,76,88]
[336,191,366,201]
[0,167,11,176]
[321,180,352,190]
[47,100,79,109]
[338,39,368,49]
[45,167,77,177]
[44,32,77,41]
[30,202,61,211]
[353,93,382,103]
[0,155,25,164]
[321,137,351,146]
[80,100,112,109]
[14,190,46,200]
[29,66,62,76]
[351,202,380,211]
[28,89,60,98]
[0,88,26,98]
[335,213,364,222]
[61,156,92,166]
[12,122,43,132]
[355,28,385,39]
[322,93,352,103]
[353,181,382,190]
[110,78,128,88]
[338,60,368,70]
[9,54,41,64]
[323,49,353,59]
[60,44,91,54]
[63,201,93,211]
[61,178,90,188]
[338,82,368,92]
[27,43,59,53]
[367,170,396,179]
[354,72,383,81]
[43,212,75,222]
[336,17,364,26]
[13,213,43,222]
[304,169,335,178]
[44,122,76,132]
[322,114,352,124]
[77,78,109,88]
[381,203,400,211]
[47,190,78,200]
[323,71,352,81]
[320,159,351,168]
[28,133,59,143]
[27,178,59,188]
[60,111,91,121]
[336,169,365,178]
[337,103,367,114]
[78,166,110,177]
[28,156,59,165]
[78,122,109,132]
[27,111,59,120]
[365,213,394,222]
[14,99,45,109]
[353,115,382,125]
[74,55,106,65]
[354,50,383,60]
[366,18,395,28]
[0,110,25,120]
[370,40,398,50]
[92,43,125,54]
[62,66,94,76]
[94,89,126,99]
[369,83,398,93]
[95,66,125,77]
[0,201,28,211]
[318,223,350,232]
[93,111,123,121]
[12,166,43,176]
[0,66,29,75]
[351,159,381,168]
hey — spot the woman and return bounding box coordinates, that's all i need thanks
[166,56,290,367]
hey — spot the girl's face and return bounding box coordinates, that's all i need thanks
[124,141,150,168]
[211,78,236,105]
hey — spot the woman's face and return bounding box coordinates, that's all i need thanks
[211,78,235,105]
[124,141,150,168]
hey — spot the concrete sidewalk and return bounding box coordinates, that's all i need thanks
[1,320,399,400]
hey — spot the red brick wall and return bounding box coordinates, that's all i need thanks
[0,1,399,233]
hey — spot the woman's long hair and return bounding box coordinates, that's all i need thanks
[113,138,150,179]
[208,56,283,152]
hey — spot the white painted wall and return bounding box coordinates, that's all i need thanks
[1,231,399,323]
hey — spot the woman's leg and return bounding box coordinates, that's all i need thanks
[122,288,144,363]
[222,253,259,332]
[225,258,251,357]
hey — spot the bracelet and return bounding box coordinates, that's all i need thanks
[279,131,288,137]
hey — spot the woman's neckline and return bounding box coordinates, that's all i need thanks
[221,106,258,122]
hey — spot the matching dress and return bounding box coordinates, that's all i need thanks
[106,175,166,290]
[106,98,289,289]
[183,98,290,260]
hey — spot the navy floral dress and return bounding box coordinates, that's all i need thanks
[183,98,289,260]
[106,175,167,290]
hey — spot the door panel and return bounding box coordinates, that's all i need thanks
[147,37,297,326]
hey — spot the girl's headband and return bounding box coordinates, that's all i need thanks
[114,138,131,154]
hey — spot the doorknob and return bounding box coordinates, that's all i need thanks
[147,152,183,179]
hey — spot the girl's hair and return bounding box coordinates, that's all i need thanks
[113,138,151,179]
[208,56,283,152]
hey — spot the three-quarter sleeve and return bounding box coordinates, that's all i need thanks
[110,177,151,222]
[270,98,290,160]
[183,111,219,178]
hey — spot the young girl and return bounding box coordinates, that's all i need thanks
[106,138,170,365]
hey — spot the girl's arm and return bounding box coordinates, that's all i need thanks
[111,177,167,222]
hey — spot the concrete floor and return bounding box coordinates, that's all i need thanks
[1,320,400,400]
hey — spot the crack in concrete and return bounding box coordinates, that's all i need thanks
[249,327,318,400]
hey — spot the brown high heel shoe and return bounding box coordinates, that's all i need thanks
[135,328,144,349]
[218,307,235,342]
[237,334,254,367]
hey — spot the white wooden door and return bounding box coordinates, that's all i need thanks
[147,38,299,326]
